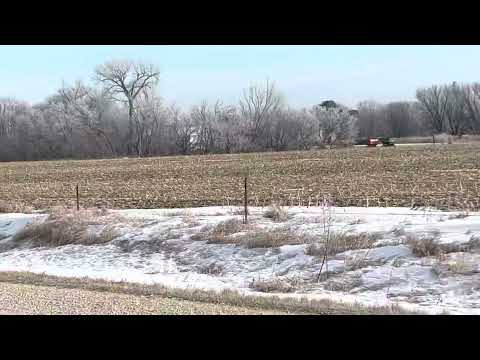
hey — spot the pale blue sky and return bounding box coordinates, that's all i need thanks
[1,45,479,109]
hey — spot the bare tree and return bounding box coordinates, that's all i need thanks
[266,109,306,151]
[216,105,241,153]
[0,98,29,138]
[462,83,480,134]
[383,102,418,138]
[356,101,387,139]
[52,82,119,156]
[295,109,318,150]
[416,85,449,142]
[443,82,468,137]
[134,90,165,157]
[168,105,195,155]
[191,100,224,154]
[239,80,282,149]
[95,60,160,155]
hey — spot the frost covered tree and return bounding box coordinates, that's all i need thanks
[311,105,357,146]
[95,60,160,155]
[239,80,283,149]
[416,85,449,141]
[168,105,196,155]
[464,83,480,134]
[134,90,166,157]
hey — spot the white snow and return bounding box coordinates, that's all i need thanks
[1,206,480,314]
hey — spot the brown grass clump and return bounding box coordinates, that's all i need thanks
[305,231,382,257]
[11,207,119,248]
[263,204,289,222]
[250,278,295,293]
[407,232,480,258]
[191,218,247,244]
[324,274,363,292]
[197,263,224,275]
[238,228,303,248]
[405,231,442,257]
[191,222,304,249]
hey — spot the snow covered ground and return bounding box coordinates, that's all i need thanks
[1,206,480,314]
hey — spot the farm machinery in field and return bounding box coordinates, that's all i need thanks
[366,137,395,147]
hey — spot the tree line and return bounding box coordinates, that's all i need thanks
[1,60,479,161]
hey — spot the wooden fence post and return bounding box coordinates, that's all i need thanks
[244,176,248,224]
[76,184,80,211]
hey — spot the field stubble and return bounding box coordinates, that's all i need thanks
[1,145,480,211]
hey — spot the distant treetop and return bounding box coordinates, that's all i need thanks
[319,100,338,109]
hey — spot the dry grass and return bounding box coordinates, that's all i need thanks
[11,207,119,248]
[406,231,480,258]
[196,263,224,275]
[191,222,305,249]
[0,271,417,314]
[191,218,247,244]
[0,200,34,214]
[405,231,442,257]
[238,228,304,248]
[439,236,480,253]
[324,274,363,292]
[263,204,289,222]
[250,278,295,293]
[305,231,382,257]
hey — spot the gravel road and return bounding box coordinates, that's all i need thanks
[0,282,286,315]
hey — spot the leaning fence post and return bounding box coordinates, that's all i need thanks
[244,176,248,224]
[76,184,80,211]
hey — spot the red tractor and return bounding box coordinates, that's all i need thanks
[367,137,395,147]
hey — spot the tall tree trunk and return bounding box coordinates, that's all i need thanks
[127,98,134,155]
